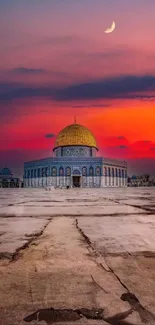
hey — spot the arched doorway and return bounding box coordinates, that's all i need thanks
[72,170,81,187]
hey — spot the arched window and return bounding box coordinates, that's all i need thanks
[82,167,87,176]
[66,167,71,176]
[116,169,118,186]
[42,168,44,177]
[45,167,48,176]
[104,167,107,176]
[89,166,94,176]
[34,169,36,178]
[119,169,121,177]
[122,169,124,178]
[52,167,57,177]
[38,168,40,178]
[96,166,101,176]
[125,170,127,178]
[59,167,64,176]
[111,168,114,185]
[108,167,111,176]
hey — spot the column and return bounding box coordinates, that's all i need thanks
[100,175,104,187]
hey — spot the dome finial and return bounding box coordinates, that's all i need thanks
[74,116,76,124]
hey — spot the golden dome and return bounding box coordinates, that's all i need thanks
[55,123,97,148]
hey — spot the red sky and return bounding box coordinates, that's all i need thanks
[0,0,155,176]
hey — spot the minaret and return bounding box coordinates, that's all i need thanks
[74,116,77,124]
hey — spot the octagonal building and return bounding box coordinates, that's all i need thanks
[24,122,127,188]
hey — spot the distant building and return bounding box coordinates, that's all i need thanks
[24,122,127,188]
[128,175,139,187]
[128,175,154,187]
[0,168,23,188]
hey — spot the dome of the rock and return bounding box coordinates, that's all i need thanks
[55,123,97,148]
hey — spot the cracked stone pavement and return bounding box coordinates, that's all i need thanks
[0,188,155,324]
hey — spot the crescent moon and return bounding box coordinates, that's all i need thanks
[104,21,116,34]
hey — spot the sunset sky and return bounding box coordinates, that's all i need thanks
[1,0,155,176]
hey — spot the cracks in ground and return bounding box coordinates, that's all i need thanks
[75,218,111,272]
[0,218,52,262]
[103,197,155,214]
[121,293,155,324]
[24,306,137,325]
[75,218,155,324]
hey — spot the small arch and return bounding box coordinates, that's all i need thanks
[82,166,87,176]
[52,167,57,177]
[66,167,71,176]
[41,167,44,177]
[59,167,64,176]
[104,167,107,176]
[119,169,121,177]
[96,166,101,176]
[34,169,36,178]
[115,168,118,186]
[31,170,33,178]
[108,167,111,176]
[89,166,94,176]
[112,168,114,186]
[122,169,124,178]
[38,168,40,178]
[45,167,48,176]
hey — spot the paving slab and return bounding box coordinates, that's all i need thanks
[78,215,155,255]
[0,216,49,256]
[0,188,155,324]
[0,216,142,325]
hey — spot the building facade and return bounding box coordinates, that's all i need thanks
[24,123,127,188]
[0,168,23,188]
[128,175,154,187]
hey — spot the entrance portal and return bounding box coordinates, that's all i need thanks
[72,176,81,187]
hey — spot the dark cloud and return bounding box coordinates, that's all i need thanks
[10,67,71,78]
[12,67,46,74]
[142,140,152,143]
[0,82,55,101]
[72,104,111,108]
[117,136,126,140]
[1,74,155,102]
[45,133,55,138]
[118,145,128,149]
[55,75,155,101]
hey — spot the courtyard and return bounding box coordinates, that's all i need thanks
[0,187,155,324]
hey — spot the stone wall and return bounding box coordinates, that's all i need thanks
[24,175,127,188]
